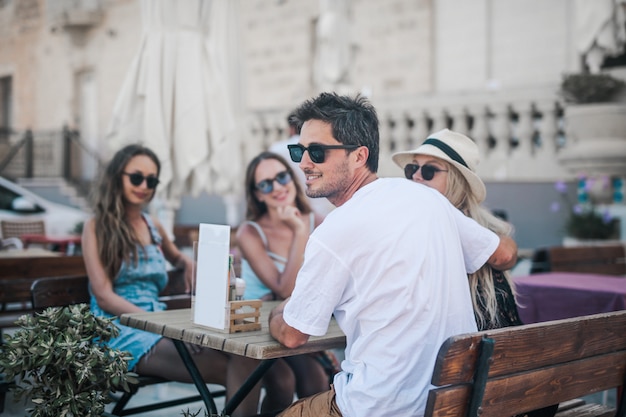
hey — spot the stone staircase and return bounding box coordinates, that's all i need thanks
[15,177,90,212]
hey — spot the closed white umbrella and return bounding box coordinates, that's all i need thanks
[106,0,239,206]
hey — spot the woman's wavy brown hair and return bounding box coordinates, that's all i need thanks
[244,151,311,221]
[91,144,160,280]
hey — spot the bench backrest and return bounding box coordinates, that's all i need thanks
[0,256,88,332]
[30,275,90,310]
[30,269,191,312]
[425,310,626,417]
[0,255,86,279]
[531,244,626,276]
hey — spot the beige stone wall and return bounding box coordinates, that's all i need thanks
[239,0,433,108]
[0,0,140,132]
[0,0,621,184]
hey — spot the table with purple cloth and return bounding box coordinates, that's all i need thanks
[514,272,626,324]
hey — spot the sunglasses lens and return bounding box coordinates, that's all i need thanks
[308,145,325,163]
[276,171,291,186]
[146,177,159,189]
[404,164,419,179]
[256,180,273,194]
[421,165,436,181]
[129,173,144,186]
[288,145,304,163]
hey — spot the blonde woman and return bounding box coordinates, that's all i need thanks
[392,129,558,417]
[392,129,521,330]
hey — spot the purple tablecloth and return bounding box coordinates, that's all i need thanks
[514,272,626,324]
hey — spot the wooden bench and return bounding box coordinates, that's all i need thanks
[530,244,626,276]
[0,255,87,334]
[21,271,224,416]
[425,310,625,417]
[0,254,193,333]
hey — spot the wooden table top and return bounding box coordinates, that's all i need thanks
[0,248,61,258]
[120,301,346,360]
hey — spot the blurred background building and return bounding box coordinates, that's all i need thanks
[0,0,625,250]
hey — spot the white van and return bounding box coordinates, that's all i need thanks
[0,176,90,238]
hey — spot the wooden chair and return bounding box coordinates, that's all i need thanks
[0,220,45,239]
[531,244,626,276]
[29,275,225,416]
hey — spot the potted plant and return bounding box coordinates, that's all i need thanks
[0,304,138,417]
[560,72,625,104]
[552,178,620,245]
[557,71,626,176]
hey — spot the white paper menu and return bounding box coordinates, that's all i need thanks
[192,223,230,330]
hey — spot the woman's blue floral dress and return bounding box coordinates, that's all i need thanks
[90,213,168,370]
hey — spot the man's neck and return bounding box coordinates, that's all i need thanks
[330,170,378,207]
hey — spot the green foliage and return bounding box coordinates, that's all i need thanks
[560,72,625,104]
[553,179,619,240]
[565,206,619,240]
[0,304,139,417]
[72,221,84,235]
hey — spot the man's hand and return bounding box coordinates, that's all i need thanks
[269,298,310,349]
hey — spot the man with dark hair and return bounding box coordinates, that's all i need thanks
[269,110,335,216]
[269,92,516,417]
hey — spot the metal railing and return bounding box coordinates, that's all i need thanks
[0,126,104,195]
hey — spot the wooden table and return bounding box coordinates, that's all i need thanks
[514,272,626,324]
[120,302,346,415]
[20,234,81,254]
[0,248,61,258]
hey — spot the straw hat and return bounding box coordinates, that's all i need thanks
[391,128,487,203]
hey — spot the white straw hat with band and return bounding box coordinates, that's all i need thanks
[391,128,487,203]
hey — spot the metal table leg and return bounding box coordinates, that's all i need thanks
[173,339,219,415]
[222,359,277,417]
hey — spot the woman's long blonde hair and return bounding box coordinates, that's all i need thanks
[90,144,160,280]
[444,162,515,329]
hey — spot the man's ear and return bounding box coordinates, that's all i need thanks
[353,146,369,168]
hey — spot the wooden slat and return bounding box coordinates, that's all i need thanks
[0,255,86,279]
[432,311,626,385]
[0,278,36,303]
[30,275,90,310]
[426,350,626,417]
[556,403,615,417]
[549,245,626,276]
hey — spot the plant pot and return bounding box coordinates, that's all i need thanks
[558,103,626,176]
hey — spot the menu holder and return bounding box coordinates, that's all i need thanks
[192,223,262,333]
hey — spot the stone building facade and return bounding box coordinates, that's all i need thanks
[0,0,625,248]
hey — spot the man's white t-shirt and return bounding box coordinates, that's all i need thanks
[283,177,499,417]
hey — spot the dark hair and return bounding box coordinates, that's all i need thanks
[92,144,161,280]
[291,92,379,172]
[287,110,298,130]
[244,151,311,220]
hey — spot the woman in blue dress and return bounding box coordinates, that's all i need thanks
[82,144,261,417]
[237,151,338,414]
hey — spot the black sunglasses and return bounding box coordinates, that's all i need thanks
[287,143,360,164]
[255,171,292,194]
[123,172,160,189]
[404,164,448,181]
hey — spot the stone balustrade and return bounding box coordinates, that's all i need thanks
[242,85,587,183]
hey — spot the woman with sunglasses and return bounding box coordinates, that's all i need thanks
[82,144,261,417]
[392,129,522,330]
[392,129,557,416]
[236,151,336,413]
